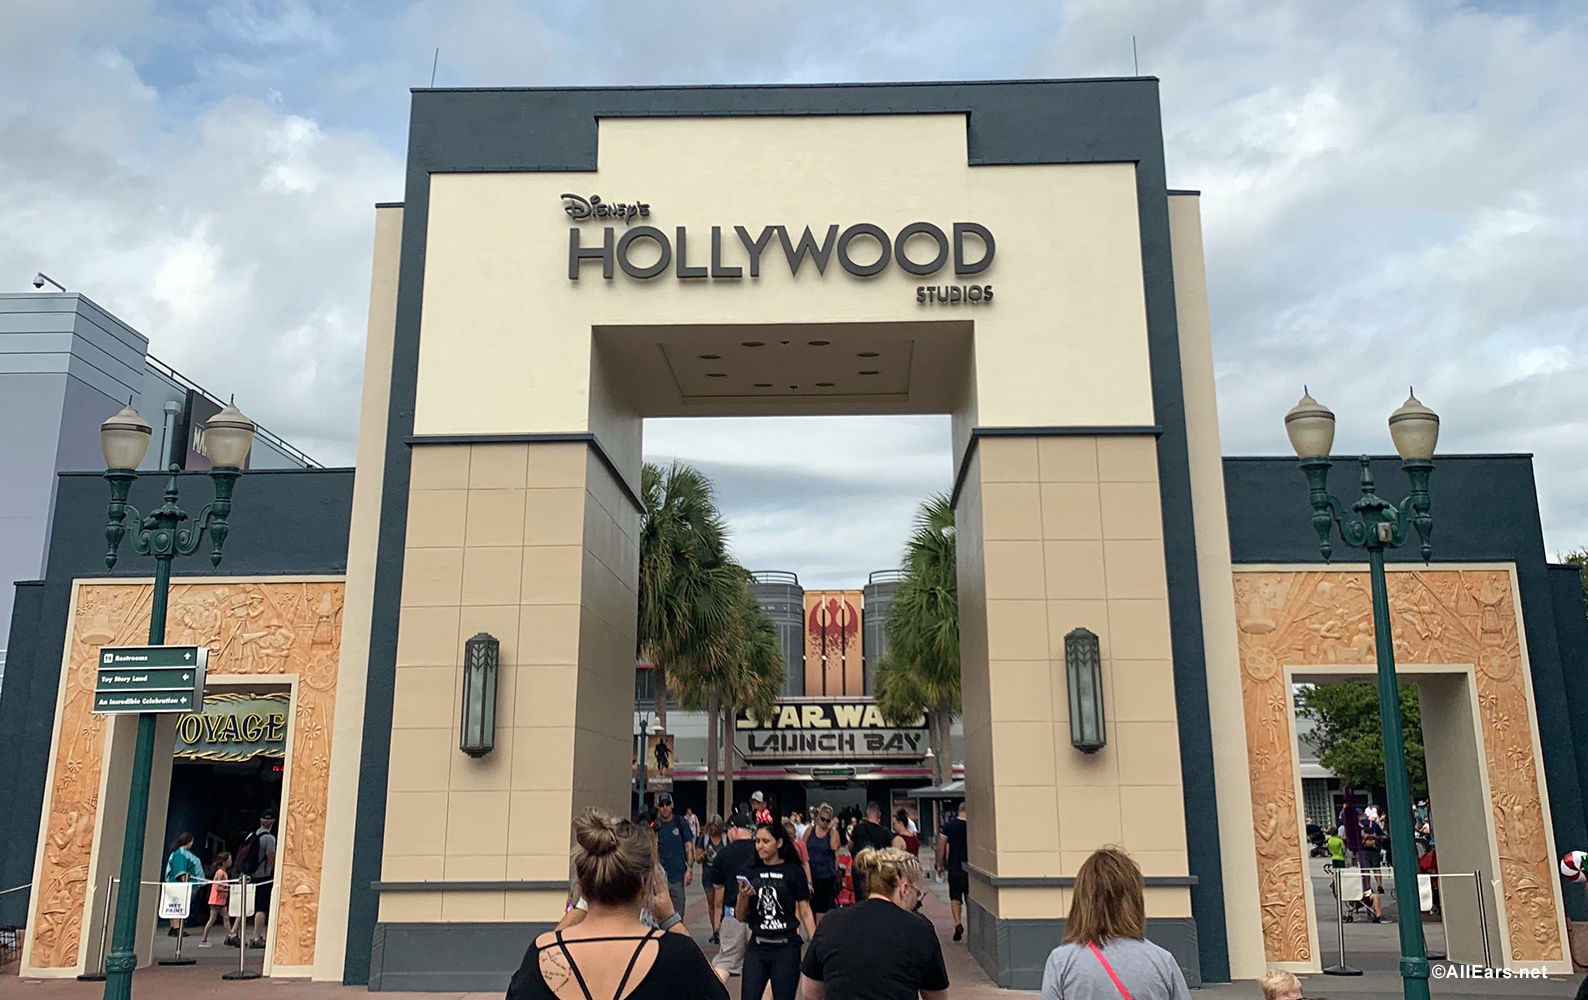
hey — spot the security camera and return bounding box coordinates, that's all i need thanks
[32,272,64,292]
[32,273,45,289]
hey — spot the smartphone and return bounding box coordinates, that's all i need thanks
[736,875,752,891]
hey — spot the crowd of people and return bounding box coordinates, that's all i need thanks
[1306,792,1437,923]
[160,807,278,950]
[511,792,1342,1000]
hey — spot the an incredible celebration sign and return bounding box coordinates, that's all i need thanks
[735,699,929,760]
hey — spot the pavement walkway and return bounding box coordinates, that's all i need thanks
[3,872,1584,999]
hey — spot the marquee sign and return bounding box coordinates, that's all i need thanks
[173,692,289,761]
[735,699,929,760]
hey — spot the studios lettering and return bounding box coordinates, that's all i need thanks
[567,216,995,300]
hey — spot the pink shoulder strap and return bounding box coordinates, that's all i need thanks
[1087,941,1134,1000]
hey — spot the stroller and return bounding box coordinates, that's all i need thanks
[1325,861,1380,922]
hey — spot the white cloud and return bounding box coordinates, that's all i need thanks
[4,0,1586,582]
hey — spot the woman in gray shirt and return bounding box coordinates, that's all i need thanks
[1039,848,1191,1000]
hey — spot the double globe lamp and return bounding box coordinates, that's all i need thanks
[1283,387,1439,1000]
[96,398,255,1000]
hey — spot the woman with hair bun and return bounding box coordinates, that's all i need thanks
[1039,848,1190,1000]
[799,846,949,1000]
[508,808,727,1000]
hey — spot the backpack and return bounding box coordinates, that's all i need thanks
[235,830,265,876]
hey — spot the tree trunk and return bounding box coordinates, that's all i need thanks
[705,688,721,819]
[933,702,953,786]
[652,660,668,731]
[723,699,736,815]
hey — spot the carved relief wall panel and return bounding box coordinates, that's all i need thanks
[1234,567,1562,965]
[29,579,343,971]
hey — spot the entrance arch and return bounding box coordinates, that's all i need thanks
[343,84,1255,991]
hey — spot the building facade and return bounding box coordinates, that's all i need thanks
[0,292,315,687]
[3,79,1588,993]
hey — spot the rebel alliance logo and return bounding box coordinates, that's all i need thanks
[562,193,649,224]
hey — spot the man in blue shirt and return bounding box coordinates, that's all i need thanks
[936,802,969,942]
[652,792,694,918]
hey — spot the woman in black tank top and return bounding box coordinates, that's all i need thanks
[509,809,726,1000]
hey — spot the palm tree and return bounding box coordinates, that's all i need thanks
[873,494,959,786]
[637,461,737,731]
[670,568,784,818]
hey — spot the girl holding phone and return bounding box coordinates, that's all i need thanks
[734,822,814,1000]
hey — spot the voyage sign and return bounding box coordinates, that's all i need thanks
[735,699,929,761]
[93,645,208,714]
[174,692,289,761]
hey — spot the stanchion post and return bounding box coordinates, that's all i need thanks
[158,875,196,967]
[1323,864,1363,976]
[1423,871,1445,962]
[1475,869,1492,970]
[222,874,260,981]
[78,875,114,981]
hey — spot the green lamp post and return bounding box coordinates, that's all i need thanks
[1284,388,1440,1000]
[98,399,255,1000]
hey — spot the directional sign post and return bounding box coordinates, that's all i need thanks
[92,646,208,715]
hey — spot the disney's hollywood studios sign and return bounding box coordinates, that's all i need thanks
[564,198,995,302]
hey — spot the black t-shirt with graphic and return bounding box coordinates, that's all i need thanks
[744,861,809,937]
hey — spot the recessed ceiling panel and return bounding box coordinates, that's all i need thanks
[660,336,912,400]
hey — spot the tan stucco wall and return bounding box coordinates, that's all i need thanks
[1168,193,1265,978]
[312,203,402,978]
[963,434,1190,917]
[414,114,1154,448]
[380,441,638,925]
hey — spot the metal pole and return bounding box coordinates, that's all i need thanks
[1324,863,1362,975]
[78,875,115,981]
[1474,869,1492,970]
[158,874,194,966]
[222,874,260,980]
[1367,543,1432,1000]
[102,552,172,1000]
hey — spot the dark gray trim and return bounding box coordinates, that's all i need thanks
[374,201,404,208]
[407,431,642,515]
[373,880,566,892]
[1166,188,1202,196]
[411,76,1159,93]
[966,896,1200,989]
[966,865,1197,888]
[948,425,1164,510]
[349,78,1231,984]
[370,921,550,991]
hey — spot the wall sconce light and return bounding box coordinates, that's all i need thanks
[461,632,500,757]
[1064,627,1106,753]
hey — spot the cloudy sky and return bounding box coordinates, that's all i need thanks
[4,1,1584,588]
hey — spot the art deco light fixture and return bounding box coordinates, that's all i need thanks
[461,632,500,757]
[1064,627,1106,753]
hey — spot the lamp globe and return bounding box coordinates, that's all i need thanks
[100,404,152,471]
[1284,389,1336,460]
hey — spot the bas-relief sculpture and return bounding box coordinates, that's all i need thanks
[1235,568,1562,965]
[30,580,343,971]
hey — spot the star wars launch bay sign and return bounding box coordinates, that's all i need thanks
[735,699,929,760]
[92,645,208,714]
[563,195,995,305]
